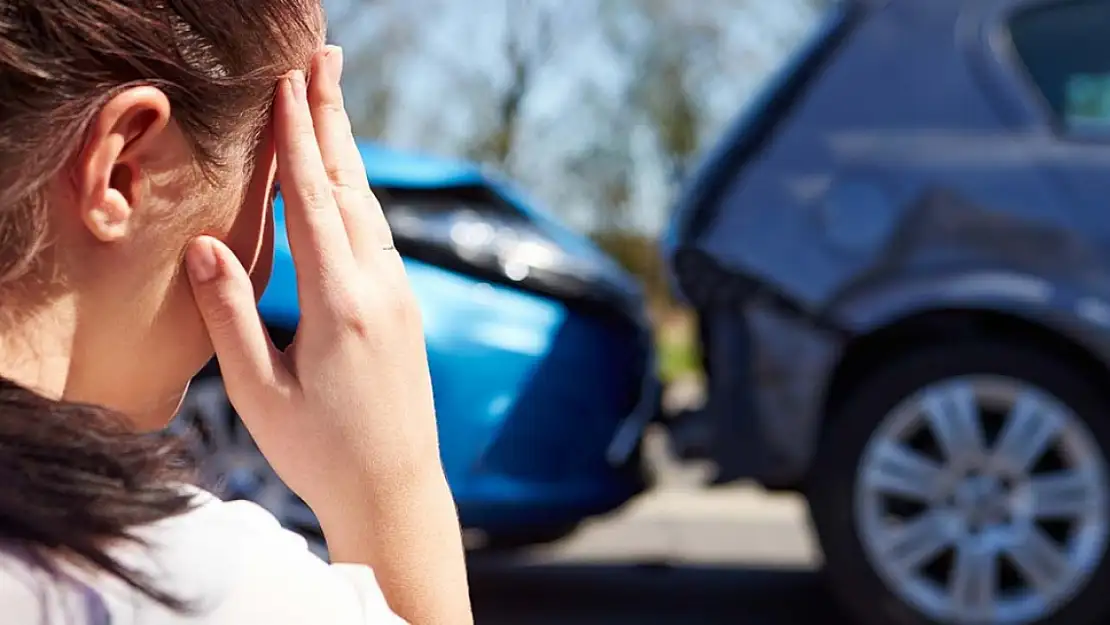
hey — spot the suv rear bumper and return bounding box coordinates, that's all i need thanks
[666,298,843,489]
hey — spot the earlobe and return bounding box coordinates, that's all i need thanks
[74,87,172,243]
[85,177,133,243]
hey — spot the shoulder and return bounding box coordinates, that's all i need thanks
[141,488,407,623]
[0,547,98,624]
[1,487,406,625]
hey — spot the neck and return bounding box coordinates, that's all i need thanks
[0,293,77,400]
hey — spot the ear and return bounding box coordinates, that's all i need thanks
[74,86,172,243]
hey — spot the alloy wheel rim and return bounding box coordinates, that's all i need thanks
[171,378,329,560]
[854,375,1109,624]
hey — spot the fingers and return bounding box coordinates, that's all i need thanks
[186,236,287,412]
[307,46,394,261]
[274,68,360,306]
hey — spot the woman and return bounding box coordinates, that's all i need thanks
[0,1,471,624]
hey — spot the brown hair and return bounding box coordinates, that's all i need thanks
[0,0,320,610]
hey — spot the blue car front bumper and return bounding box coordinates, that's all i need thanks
[265,257,657,531]
[259,165,656,535]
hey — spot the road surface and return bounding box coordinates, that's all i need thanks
[468,429,850,624]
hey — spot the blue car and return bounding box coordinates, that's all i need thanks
[174,142,657,555]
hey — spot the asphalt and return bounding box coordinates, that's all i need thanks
[467,428,846,624]
[470,560,841,625]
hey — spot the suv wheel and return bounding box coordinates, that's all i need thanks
[809,342,1110,625]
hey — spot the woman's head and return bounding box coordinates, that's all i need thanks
[0,1,322,426]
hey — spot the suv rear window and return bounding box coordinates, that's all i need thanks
[1009,0,1110,130]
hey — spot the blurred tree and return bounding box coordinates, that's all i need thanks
[565,0,721,306]
[598,0,724,185]
[347,28,412,140]
[462,0,554,172]
[326,0,418,141]
[564,83,635,231]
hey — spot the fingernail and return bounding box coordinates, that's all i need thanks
[287,70,306,98]
[326,45,344,82]
[186,239,219,284]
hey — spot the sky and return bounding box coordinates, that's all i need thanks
[324,0,831,234]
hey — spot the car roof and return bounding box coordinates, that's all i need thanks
[357,141,487,189]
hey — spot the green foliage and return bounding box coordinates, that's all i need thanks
[589,230,670,305]
[656,318,702,383]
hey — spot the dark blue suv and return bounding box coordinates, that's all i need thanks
[665,1,1110,624]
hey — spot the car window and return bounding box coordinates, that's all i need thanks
[1008,0,1110,131]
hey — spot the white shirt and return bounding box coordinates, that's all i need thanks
[0,487,407,624]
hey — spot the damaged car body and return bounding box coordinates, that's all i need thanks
[665,0,1110,624]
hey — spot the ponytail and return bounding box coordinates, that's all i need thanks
[0,377,197,608]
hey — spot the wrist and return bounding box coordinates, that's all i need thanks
[312,465,456,556]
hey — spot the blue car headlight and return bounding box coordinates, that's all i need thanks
[384,197,636,315]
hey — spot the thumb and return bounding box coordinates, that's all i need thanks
[185,236,285,412]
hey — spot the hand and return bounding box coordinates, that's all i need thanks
[185,47,470,625]
[184,47,441,518]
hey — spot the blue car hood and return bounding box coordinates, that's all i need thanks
[271,142,639,297]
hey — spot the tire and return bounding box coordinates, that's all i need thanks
[807,341,1110,625]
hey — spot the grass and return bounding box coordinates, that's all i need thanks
[653,307,703,385]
